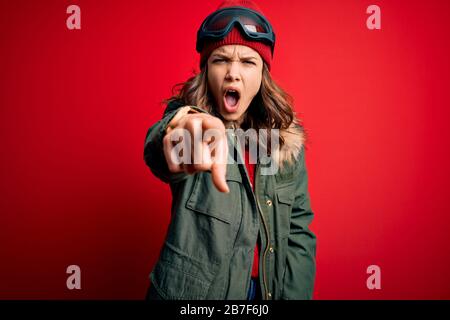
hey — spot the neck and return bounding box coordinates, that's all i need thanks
[222,112,247,129]
[223,118,244,129]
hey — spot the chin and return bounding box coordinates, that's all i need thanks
[223,113,240,120]
[222,112,245,123]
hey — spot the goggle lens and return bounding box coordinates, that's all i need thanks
[203,8,270,35]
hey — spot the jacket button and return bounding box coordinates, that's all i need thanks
[269,246,274,253]
[267,292,272,298]
[266,199,272,206]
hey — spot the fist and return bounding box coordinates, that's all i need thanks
[163,110,229,193]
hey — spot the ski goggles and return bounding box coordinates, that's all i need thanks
[196,6,276,54]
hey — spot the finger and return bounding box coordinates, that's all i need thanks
[211,162,229,193]
[185,142,213,174]
[187,142,213,174]
[188,117,205,167]
[201,115,225,132]
[163,130,184,173]
[210,134,229,193]
[199,141,213,170]
[190,139,213,172]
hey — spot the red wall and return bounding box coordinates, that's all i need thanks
[1,0,450,299]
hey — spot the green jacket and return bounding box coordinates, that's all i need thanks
[144,100,316,300]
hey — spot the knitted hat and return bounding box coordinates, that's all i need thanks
[199,0,274,70]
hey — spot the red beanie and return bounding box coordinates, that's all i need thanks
[200,0,273,70]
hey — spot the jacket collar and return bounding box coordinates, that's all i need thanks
[274,124,305,170]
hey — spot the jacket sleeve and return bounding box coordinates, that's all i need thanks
[143,100,186,183]
[281,147,317,300]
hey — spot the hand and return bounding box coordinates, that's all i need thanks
[163,109,229,193]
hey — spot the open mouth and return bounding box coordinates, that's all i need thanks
[223,89,241,113]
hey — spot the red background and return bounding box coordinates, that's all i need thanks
[1,0,450,299]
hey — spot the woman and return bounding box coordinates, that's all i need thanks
[144,0,316,300]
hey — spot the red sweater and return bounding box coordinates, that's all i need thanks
[244,149,259,278]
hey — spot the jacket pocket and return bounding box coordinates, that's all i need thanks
[276,191,295,239]
[277,192,295,206]
[183,168,243,266]
[186,166,242,224]
[150,242,219,300]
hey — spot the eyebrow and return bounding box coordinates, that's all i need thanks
[210,53,258,61]
[210,53,230,59]
[239,56,258,61]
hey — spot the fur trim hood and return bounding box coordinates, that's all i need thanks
[236,122,305,171]
[274,124,305,170]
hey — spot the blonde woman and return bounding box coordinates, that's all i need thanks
[144,0,316,300]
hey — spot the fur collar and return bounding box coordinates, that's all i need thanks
[273,124,305,170]
[236,123,305,171]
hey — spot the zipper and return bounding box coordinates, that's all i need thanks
[254,164,271,300]
[231,127,271,300]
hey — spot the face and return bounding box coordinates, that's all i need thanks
[207,45,263,124]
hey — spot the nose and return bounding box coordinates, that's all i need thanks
[225,62,241,82]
